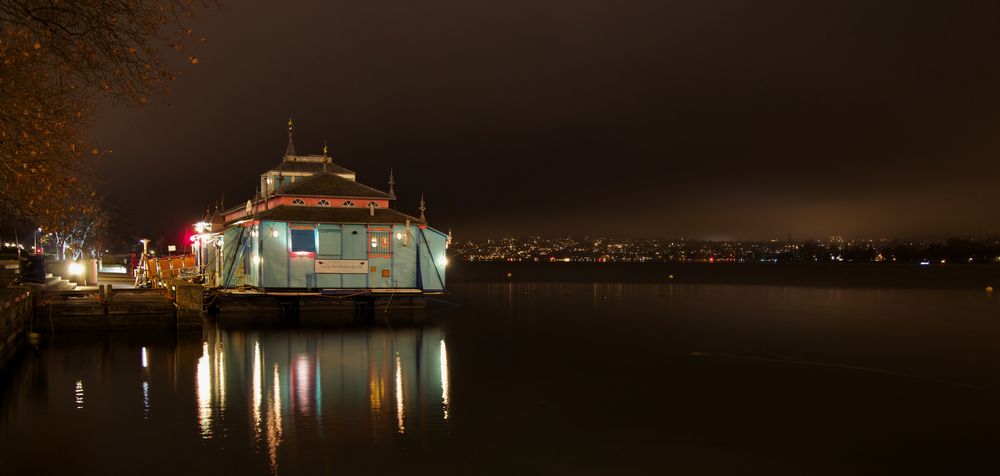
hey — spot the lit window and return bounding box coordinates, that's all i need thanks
[317,199,330,206]
[290,228,316,253]
[367,201,380,208]
[368,230,393,256]
[342,200,355,207]
[291,198,305,205]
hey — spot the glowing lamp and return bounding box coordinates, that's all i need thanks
[68,261,84,275]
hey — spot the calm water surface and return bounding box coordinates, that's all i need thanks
[2,264,1000,474]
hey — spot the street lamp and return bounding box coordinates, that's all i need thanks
[34,227,41,255]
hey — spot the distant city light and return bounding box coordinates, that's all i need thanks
[74,380,84,409]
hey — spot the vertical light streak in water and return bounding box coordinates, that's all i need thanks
[141,346,150,419]
[295,353,311,415]
[266,363,283,474]
[74,380,84,409]
[395,352,405,434]
[252,340,263,438]
[196,342,212,438]
[215,340,226,409]
[369,360,384,414]
[315,358,322,422]
[273,364,283,432]
[142,381,150,419]
[439,339,450,420]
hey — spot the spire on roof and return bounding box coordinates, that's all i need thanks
[284,118,296,157]
[388,168,396,200]
[418,193,426,222]
[322,140,328,172]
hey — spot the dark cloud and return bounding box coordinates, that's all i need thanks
[91,0,1000,241]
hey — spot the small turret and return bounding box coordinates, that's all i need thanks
[388,168,397,200]
[418,193,427,223]
[284,118,296,157]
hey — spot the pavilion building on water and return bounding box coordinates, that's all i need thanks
[208,120,448,293]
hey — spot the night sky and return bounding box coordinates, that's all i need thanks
[90,1,1000,242]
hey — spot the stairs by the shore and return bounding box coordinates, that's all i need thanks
[44,273,77,292]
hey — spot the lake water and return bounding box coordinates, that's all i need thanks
[2,263,999,474]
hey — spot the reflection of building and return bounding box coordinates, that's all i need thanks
[213,120,448,292]
[194,324,451,469]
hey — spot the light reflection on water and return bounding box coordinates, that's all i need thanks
[252,340,263,439]
[440,339,450,420]
[267,362,282,474]
[173,324,451,471]
[196,342,212,437]
[6,275,999,474]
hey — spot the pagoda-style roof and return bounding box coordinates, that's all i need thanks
[238,205,421,225]
[273,159,354,175]
[277,172,391,199]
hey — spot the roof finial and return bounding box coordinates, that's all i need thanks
[322,140,329,172]
[388,168,396,200]
[284,117,296,157]
[418,193,426,222]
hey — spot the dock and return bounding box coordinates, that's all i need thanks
[35,286,202,330]
[10,258,443,333]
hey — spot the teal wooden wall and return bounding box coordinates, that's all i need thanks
[417,227,447,291]
[220,226,242,287]
[260,222,289,288]
[227,221,447,291]
[341,225,368,288]
[315,225,342,288]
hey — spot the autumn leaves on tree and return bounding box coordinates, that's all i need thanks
[0,0,214,255]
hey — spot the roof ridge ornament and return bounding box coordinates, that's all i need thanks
[322,140,329,172]
[388,168,396,200]
[418,193,426,223]
[284,117,296,157]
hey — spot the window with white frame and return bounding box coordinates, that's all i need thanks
[342,200,355,207]
[291,198,305,205]
[317,199,330,206]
